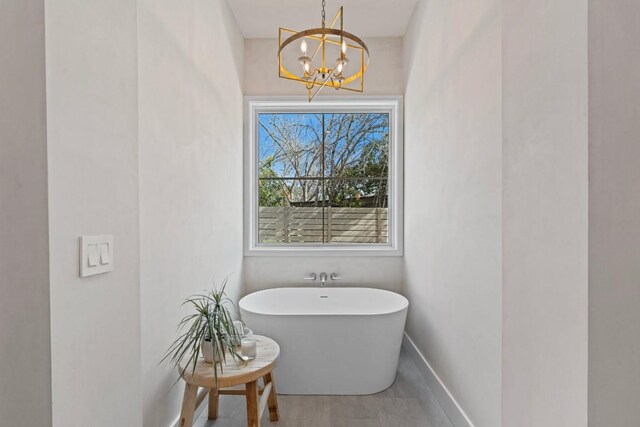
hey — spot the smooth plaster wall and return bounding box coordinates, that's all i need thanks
[0,0,52,425]
[244,37,403,97]
[244,257,402,292]
[45,0,142,425]
[402,1,503,426]
[502,0,589,426]
[588,1,640,425]
[243,36,403,294]
[137,0,245,425]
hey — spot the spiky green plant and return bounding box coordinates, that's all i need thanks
[162,278,242,381]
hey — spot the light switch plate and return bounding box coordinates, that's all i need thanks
[80,235,113,277]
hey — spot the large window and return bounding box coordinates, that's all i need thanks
[245,98,403,256]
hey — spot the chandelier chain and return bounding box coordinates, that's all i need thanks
[321,0,326,27]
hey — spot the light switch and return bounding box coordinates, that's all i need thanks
[88,244,99,267]
[100,243,110,265]
[80,235,113,277]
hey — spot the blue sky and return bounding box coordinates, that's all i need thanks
[258,112,389,179]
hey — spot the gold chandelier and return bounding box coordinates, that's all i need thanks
[278,0,370,102]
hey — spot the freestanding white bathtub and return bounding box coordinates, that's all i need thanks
[239,287,408,395]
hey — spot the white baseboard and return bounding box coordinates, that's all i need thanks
[402,332,475,427]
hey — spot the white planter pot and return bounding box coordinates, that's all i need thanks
[201,340,222,364]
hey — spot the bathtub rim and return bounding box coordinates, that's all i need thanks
[238,287,409,317]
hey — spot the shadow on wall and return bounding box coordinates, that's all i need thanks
[138,1,245,426]
[401,0,502,427]
[403,0,500,101]
[137,0,243,145]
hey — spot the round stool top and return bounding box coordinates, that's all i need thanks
[179,335,279,389]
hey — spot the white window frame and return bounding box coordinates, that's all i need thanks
[244,96,403,257]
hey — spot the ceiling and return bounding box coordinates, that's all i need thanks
[225,0,419,39]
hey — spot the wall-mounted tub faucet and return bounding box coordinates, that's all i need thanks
[304,272,341,287]
[319,272,328,287]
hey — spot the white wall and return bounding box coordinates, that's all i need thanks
[0,1,51,425]
[137,0,245,425]
[6,3,628,426]
[502,0,589,426]
[402,1,503,426]
[243,36,403,294]
[588,1,640,425]
[244,257,402,292]
[244,37,403,97]
[45,0,142,425]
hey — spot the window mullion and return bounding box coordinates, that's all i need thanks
[321,113,326,244]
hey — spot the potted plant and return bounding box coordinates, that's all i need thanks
[162,279,242,378]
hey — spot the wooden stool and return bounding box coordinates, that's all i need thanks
[178,335,280,427]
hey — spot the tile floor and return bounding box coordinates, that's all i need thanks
[193,348,454,427]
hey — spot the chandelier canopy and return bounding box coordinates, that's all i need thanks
[277,1,370,102]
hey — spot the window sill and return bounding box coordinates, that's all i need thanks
[244,245,403,257]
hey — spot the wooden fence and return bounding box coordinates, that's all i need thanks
[259,206,388,244]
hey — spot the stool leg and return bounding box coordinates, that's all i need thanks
[179,383,198,427]
[208,388,219,419]
[245,380,260,427]
[263,372,280,421]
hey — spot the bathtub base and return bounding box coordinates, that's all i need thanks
[240,288,408,396]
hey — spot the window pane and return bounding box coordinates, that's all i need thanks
[254,109,393,249]
[324,178,389,244]
[258,113,323,179]
[324,113,389,179]
[258,179,325,244]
